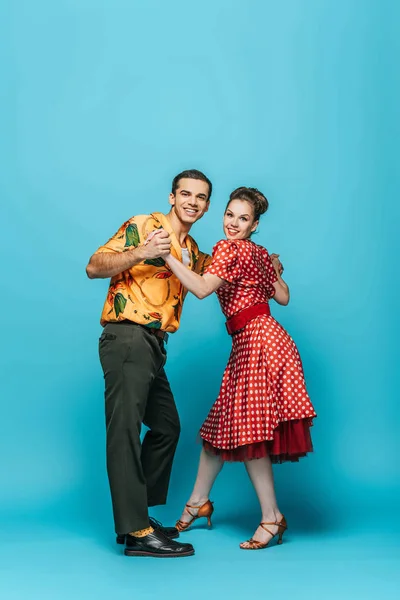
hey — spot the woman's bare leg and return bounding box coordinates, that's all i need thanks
[177,448,223,524]
[241,455,283,546]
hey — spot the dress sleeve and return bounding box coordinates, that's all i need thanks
[205,240,241,283]
[94,217,141,254]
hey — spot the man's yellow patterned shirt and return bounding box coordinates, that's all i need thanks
[95,212,211,332]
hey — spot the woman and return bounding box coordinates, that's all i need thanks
[166,187,316,550]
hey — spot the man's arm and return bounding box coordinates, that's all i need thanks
[86,230,171,279]
[86,247,146,279]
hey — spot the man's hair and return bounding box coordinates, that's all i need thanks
[171,169,212,199]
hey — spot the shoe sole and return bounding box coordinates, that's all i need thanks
[117,534,179,544]
[124,549,195,558]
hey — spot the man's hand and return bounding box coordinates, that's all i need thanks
[142,229,171,260]
[270,253,284,276]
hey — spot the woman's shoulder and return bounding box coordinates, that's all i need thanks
[249,240,270,255]
[212,239,238,253]
[213,238,268,256]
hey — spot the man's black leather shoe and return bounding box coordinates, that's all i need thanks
[124,529,194,558]
[116,518,179,544]
[149,517,180,539]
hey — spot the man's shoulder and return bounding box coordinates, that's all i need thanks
[187,232,198,248]
[118,214,150,228]
[123,213,163,234]
[125,213,153,223]
[187,235,209,256]
[198,249,211,260]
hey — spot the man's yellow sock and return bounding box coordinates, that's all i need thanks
[129,527,154,538]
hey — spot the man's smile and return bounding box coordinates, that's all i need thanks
[183,207,198,216]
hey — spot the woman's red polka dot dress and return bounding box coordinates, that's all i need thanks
[201,239,316,463]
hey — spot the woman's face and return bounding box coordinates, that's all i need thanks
[223,199,258,240]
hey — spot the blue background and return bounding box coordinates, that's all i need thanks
[1,1,399,598]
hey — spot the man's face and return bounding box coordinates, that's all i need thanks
[169,178,210,225]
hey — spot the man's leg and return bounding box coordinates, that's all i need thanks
[99,323,164,534]
[142,364,180,507]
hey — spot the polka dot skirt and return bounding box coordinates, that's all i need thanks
[201,239,316,463]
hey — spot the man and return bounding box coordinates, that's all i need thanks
[86,169,212,558]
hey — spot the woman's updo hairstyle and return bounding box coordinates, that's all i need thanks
[227,187,269,221]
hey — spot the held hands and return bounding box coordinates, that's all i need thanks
[143,229,171,260]
[270,253,284,276]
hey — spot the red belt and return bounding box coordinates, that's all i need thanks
[225,303,271,335]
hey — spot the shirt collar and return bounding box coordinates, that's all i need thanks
[151,212,195,265]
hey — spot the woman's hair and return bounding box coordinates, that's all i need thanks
[227,187,269,221]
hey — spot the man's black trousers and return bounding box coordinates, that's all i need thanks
[99,322,180,534]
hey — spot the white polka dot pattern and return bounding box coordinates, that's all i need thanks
[201,239,316,451]
[206,239,278,317]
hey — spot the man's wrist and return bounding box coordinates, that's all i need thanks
[134,246,146,262]
[127,245,163,265]
[126,245,146,265]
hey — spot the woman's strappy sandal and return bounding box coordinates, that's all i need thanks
[175,500,214,532]
[240,515,287,550]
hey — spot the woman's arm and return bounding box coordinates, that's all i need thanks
[271,256,290,305]
[166,254,224,299]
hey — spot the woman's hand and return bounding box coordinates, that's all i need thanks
[270,253,284,276]
[270,254,289,305]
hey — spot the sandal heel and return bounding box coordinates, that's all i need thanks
[240,515,287,550]
[176,500,214,532]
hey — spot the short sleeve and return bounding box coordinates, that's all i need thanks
[194,251,213,276]
[263,249,278,295]
[205,240,241,283]
[94,217,141,254]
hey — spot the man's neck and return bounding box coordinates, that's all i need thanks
[165,210,192,247]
